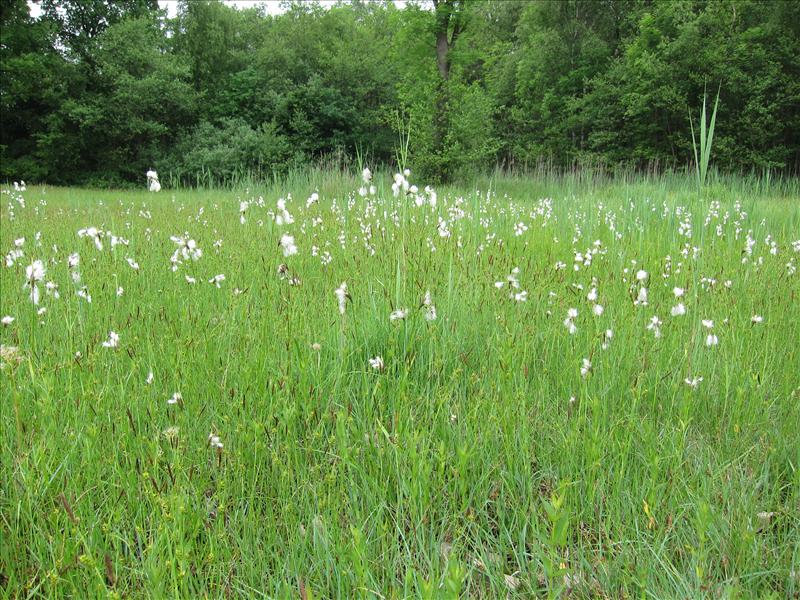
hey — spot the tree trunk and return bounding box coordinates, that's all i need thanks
[431,0,462,182]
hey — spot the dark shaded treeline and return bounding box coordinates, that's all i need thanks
[2,0,798,186]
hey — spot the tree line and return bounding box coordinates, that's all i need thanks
[2,0,798,187]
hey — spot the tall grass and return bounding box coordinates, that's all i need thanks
[2,173,798,598]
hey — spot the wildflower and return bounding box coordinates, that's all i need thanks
[362,167,372,183]
[592,304,604,316]
[564,308,578,335]
[751,315,763,324]
[239,201,249,224]
[684,376,703,389]
[1,316,14,326]
[78,226,104,251]
[24,259,45,305]
[76,286,92,303]
[601,328,613,350]
[109,233,128,249]
[126,257,140,271]
[185,275,196,284]
[580,358,592,378]
[68,253,80,269]
[635,286,648,306]
[4,248,23,267]
[146,370,154,385]
[102,331,120,348]
[646,315,662,338]
[26,260,45,284]
[169,236,201,271]
[116,286,124,297]
[513,290,528,302]
[636,270,648,282]
[311,342,322,351]
[389,308,409,322]
[671,303,686,317]
[208,274,225,288]
[275,198,294,225]
[279,233,298,257]
[422,290,437,321]
[208,432,223,449]
[422,186,436,207]
[368,356,384,371]
[514,222,528,236]
[673,287,684,297]
[587,288,598,302]
[335,282,349,315]
[705,334,719,347]
[146,169,161,192]
[168,392,182,406]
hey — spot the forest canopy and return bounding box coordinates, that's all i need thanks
[2,0,799,186]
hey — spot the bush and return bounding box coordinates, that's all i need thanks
[167,118,296,186]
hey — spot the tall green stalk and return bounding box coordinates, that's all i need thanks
[393,111,411,172]
[689,85,721,190]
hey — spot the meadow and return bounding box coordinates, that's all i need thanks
[1,170,799,598]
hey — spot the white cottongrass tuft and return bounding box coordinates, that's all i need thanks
[580,358,592,378]
[564,308,578,335]
[684,376,703,389]
[422,290,437,321]
[646,315,662,338]
[335,282,348,315]
[146,170,161,192]
[279,233,298,257]
[389,308,409,322]
[102,331,120,348]
[24,259,45,305]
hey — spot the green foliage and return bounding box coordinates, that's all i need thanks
[166,118,294,187]
[1,0,799,186]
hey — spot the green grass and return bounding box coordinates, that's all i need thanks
[1,173,799,598]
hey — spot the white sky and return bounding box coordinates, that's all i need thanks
[28,1,410,19]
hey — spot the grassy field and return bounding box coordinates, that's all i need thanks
[1,172,799,598]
